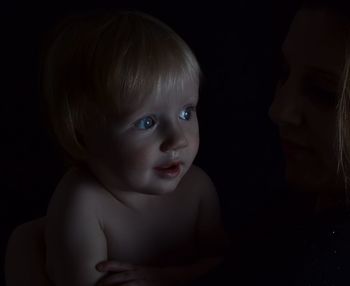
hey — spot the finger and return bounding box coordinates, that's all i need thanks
[96,261,135,272]
[111,281,142,286]
[96,271,138,286]
[98,281,141,286]
[118,282,143,286]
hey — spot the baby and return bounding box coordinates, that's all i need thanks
[42,10,226,285]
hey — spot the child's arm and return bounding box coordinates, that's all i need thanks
[46,187,108,286]
[95,167,228,286]
[95,258,221,286]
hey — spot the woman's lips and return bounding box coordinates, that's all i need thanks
[154,162,182,178]
[281,140,311,155]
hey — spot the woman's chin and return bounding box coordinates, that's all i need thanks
[285,169,331,193]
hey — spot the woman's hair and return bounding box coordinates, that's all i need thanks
[39,9,201,164]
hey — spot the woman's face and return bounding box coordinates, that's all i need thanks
[269,8,347,193]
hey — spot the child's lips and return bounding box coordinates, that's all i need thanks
[154,161,182,178]
[155,161,181,169]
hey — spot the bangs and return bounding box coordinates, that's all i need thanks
[88,11,201,119]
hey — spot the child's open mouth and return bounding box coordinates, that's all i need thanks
[154,162,182,178]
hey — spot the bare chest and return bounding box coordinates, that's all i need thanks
[100,193,199,265]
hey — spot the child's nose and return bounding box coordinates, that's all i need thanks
[269,81,303,127]
[160,124,188,152]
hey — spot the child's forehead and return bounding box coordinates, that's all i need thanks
[157,78,199,98]
[109,79,199,118]
[148,78,199,104]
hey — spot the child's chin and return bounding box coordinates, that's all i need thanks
[146,182,179,195]
[151,186,178,195]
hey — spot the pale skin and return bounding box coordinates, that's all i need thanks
[6,171,224,286]
[6,79,227,286]
[45,164,224,286]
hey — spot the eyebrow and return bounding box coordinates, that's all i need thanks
[306,66,339,81]
[280,50,340,85]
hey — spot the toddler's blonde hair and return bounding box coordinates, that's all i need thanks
[40,10,201,163]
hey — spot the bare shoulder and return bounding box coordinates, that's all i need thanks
[45,166,107,243]
[188,166,228,258]
[47,167,105,216]
[45,168,108,284]
[181,165,216,196]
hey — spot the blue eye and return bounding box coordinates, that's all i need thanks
[134,116,156,130]
[179,106,195,121]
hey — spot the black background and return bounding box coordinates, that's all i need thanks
[1,0,300,284]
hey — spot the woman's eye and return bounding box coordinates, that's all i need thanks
[179,106,195,121]
[303,84,337,106]
[134,116,156,130]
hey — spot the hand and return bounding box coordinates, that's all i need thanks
[95,261,186,286]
